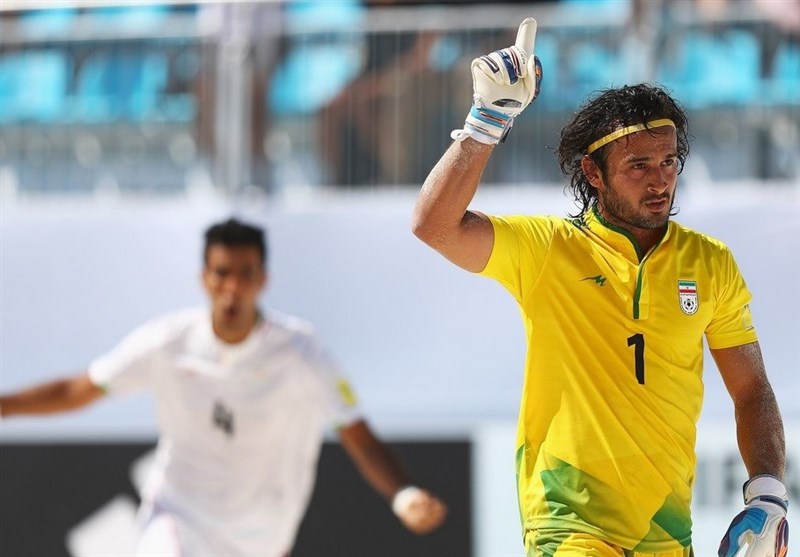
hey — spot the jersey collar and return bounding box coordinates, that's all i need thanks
[206,311,267,357]
[582,205,673,263]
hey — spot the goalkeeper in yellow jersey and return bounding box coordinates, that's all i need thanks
[412,17,787,557]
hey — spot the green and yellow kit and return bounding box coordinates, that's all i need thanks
[480,207,757,552]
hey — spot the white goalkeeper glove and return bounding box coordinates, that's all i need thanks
[719,474,789,557]
[452,17,543,145]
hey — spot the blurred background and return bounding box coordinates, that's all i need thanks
[0,1,798,556]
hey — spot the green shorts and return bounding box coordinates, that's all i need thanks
[525,530,694,557]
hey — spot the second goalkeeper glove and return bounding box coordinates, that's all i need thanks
[719,474,789,557]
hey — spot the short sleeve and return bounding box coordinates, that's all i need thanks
[88,320,165,395]
[479,215,556,304]
[705,247,758,350]
[302,334,362,429]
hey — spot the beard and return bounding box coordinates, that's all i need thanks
[599,180,675,231]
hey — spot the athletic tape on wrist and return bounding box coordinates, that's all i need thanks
[392,485,422,516]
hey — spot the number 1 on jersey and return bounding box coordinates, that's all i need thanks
[627,333,645,384]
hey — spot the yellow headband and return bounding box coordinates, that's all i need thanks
[586,118,676,155]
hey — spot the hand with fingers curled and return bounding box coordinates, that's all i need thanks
[719,475,789,557]
[452,17,543,145]
[391,485,448,534]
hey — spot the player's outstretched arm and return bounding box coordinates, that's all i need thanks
[0,372,105,418]
[338,419,447,534]
[412,18,542,273]
[712,342,788,557]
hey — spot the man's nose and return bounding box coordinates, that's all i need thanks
[647,166,670,193]
[222,274,243,292]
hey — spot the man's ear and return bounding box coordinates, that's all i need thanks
[581,155,603,190]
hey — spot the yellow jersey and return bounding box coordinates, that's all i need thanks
[480,207,757,551]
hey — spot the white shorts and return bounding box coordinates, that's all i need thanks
[135,502,291,557]
[135,504,184,557]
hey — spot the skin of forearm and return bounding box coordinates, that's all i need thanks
[345,437,411,501]
[734,386,786,479]
[0,376,101,417]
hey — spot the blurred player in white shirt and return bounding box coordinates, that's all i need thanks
[0,217,447,557]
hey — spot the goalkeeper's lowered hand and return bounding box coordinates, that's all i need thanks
[719,474,789,557]
[452,17,543,145]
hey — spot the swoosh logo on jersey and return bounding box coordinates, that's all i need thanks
[581,275,607,287]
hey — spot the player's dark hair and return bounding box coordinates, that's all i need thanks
[558,83,689,218]
[204,218,267,267]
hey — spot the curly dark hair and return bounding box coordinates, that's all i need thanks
[558,83,690,218]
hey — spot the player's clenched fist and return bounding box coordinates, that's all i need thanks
[391,486,448,534]
[452,17,543,145]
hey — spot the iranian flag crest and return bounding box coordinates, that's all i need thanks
[678,280,699,315]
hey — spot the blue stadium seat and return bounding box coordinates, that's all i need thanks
[18,8,77,39]
[269,0,366,116]
[763,41,800,105]
[657,30,760,108]
[0,50,69,124]
[270,43,365,116]
[531,34,562,111]
[71,50,168,122]
[564,41,619,107]
[557,0,629,19]
[427,35,461,73]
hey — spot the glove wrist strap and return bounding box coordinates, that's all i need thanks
[451,123,501,145]
[452,106,515,145]
[744,474,789,509]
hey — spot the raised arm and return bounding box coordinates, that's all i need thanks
[713,341,788,557]
[411,18,542,272]
[338,419,447,534]
[411,139,495,272]
[0,372,104,418]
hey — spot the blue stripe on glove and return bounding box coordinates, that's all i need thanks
[719,508,768,557]
[718,507,789,557]
[469,106,511,130]
[497,49,519,85]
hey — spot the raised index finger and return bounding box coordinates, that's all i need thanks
[515,17,538,55]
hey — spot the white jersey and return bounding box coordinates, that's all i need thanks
[88,308,362,556]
